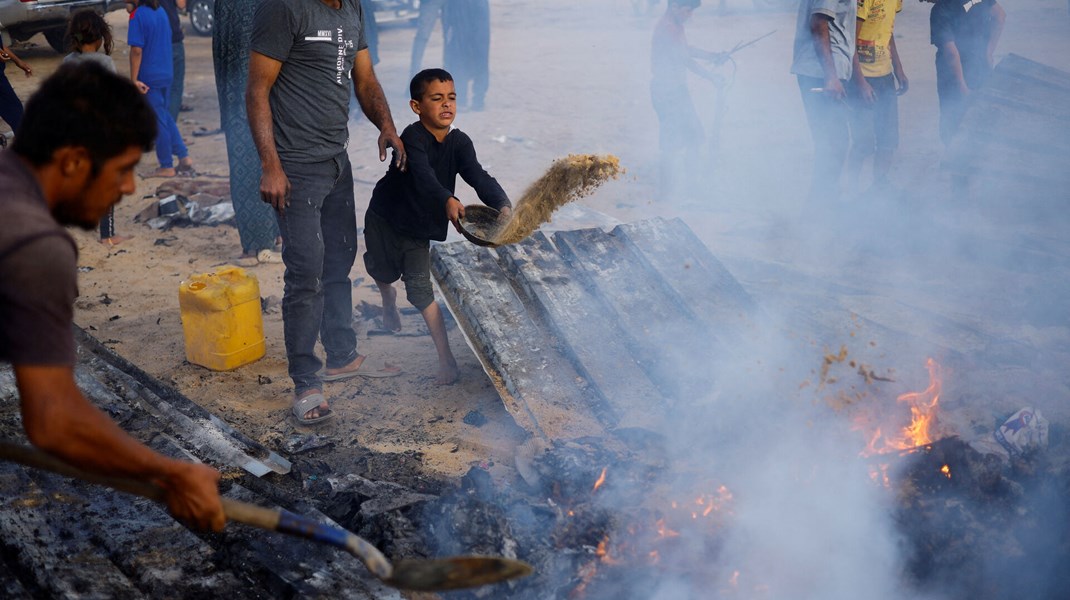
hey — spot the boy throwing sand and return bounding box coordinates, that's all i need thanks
[364,68,511,385]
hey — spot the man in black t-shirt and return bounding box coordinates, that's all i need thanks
[248,0,406,425]
[923,0,1005,143]
[0,63,224,532]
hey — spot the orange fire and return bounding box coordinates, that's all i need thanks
[940,464,951,479]
[595,535,622,565]
[897,358,942,448]
[592,467,607,492]
[859,358,944,456]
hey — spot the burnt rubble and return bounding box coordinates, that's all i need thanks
[893,436,1070,600]
[0,330,439,599]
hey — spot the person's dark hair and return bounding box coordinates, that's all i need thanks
[65,9,114,55]
[11,62,155,174]
[137,0,161,9]
[410,68,454,100]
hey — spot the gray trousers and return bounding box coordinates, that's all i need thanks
[276,152,359,395]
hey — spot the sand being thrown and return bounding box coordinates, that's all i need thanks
[488,154,622,246]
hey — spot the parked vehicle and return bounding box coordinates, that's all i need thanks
[0,0,124,53]
[185,0,420,37]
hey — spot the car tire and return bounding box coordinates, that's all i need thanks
[43,26,68,53]
[189,0,214,37]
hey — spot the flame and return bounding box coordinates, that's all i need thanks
[859,358,944,456]
[897,358,942,448]
[655,518,680,538]
[941,464,951,479]
[595,536,622,565]
[592,467,607,492]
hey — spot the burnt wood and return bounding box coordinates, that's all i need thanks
[431,218,760,442]
[431,242,605,441]
[496,232,664,431]
[0,339,403,599]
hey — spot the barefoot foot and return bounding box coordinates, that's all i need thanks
[436,359,459,385]
[382,307,402,333]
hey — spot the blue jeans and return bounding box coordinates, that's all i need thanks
[276,152,359,395]
[144,83,188,168]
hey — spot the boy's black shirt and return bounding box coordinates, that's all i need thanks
[369,122,510,242]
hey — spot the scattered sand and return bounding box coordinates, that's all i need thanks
[491,154,622,245]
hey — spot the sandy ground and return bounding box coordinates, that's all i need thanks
[5,1,1070,485]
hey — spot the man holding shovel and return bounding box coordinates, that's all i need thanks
[0,63,224,532]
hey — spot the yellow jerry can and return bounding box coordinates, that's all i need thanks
[178,266,266,371]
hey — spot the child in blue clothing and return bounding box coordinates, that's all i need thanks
[126,0,193,177]
[364,68,511,385]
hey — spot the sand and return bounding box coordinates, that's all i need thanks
[491,153,622,245]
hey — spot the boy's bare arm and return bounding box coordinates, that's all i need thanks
[890,32,908,95]
[0,46,32,76]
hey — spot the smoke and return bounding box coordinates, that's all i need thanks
[386,1,1069,598]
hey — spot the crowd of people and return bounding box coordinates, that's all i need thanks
[651,0,1005,201]
[0,0,1011,535]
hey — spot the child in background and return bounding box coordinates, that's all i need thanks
[126,0,193,178]
[363,68,511,385]
[63,10,131,246]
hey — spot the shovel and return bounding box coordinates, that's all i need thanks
[0,442,532,592]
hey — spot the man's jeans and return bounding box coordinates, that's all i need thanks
[797,75,851,202]
[276,152,359,395]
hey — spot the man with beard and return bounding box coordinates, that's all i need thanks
[0,63,225,532]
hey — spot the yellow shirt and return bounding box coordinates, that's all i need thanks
[856,0,902,78]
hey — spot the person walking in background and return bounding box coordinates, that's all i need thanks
[158,0,186,121]
[847,0,907,195]
[1,63,224,533]
[247,0,406,425]
[790,0,856,203]
[442,0,490,111]
[212,0,281,262]
[649,0,726,202]
[127,0,194,177]
[63,9,132,247]
[0,44,32,143]
[409,0,445,79]
[922,0,1005,145]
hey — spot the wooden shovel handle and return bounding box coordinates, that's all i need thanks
[0,442,393,579]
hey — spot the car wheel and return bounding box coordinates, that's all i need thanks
[189,0,214,37]
[43,26,68,54]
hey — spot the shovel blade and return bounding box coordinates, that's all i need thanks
[386,556,532,591]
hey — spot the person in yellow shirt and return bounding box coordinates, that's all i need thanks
[847,0,908,194]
